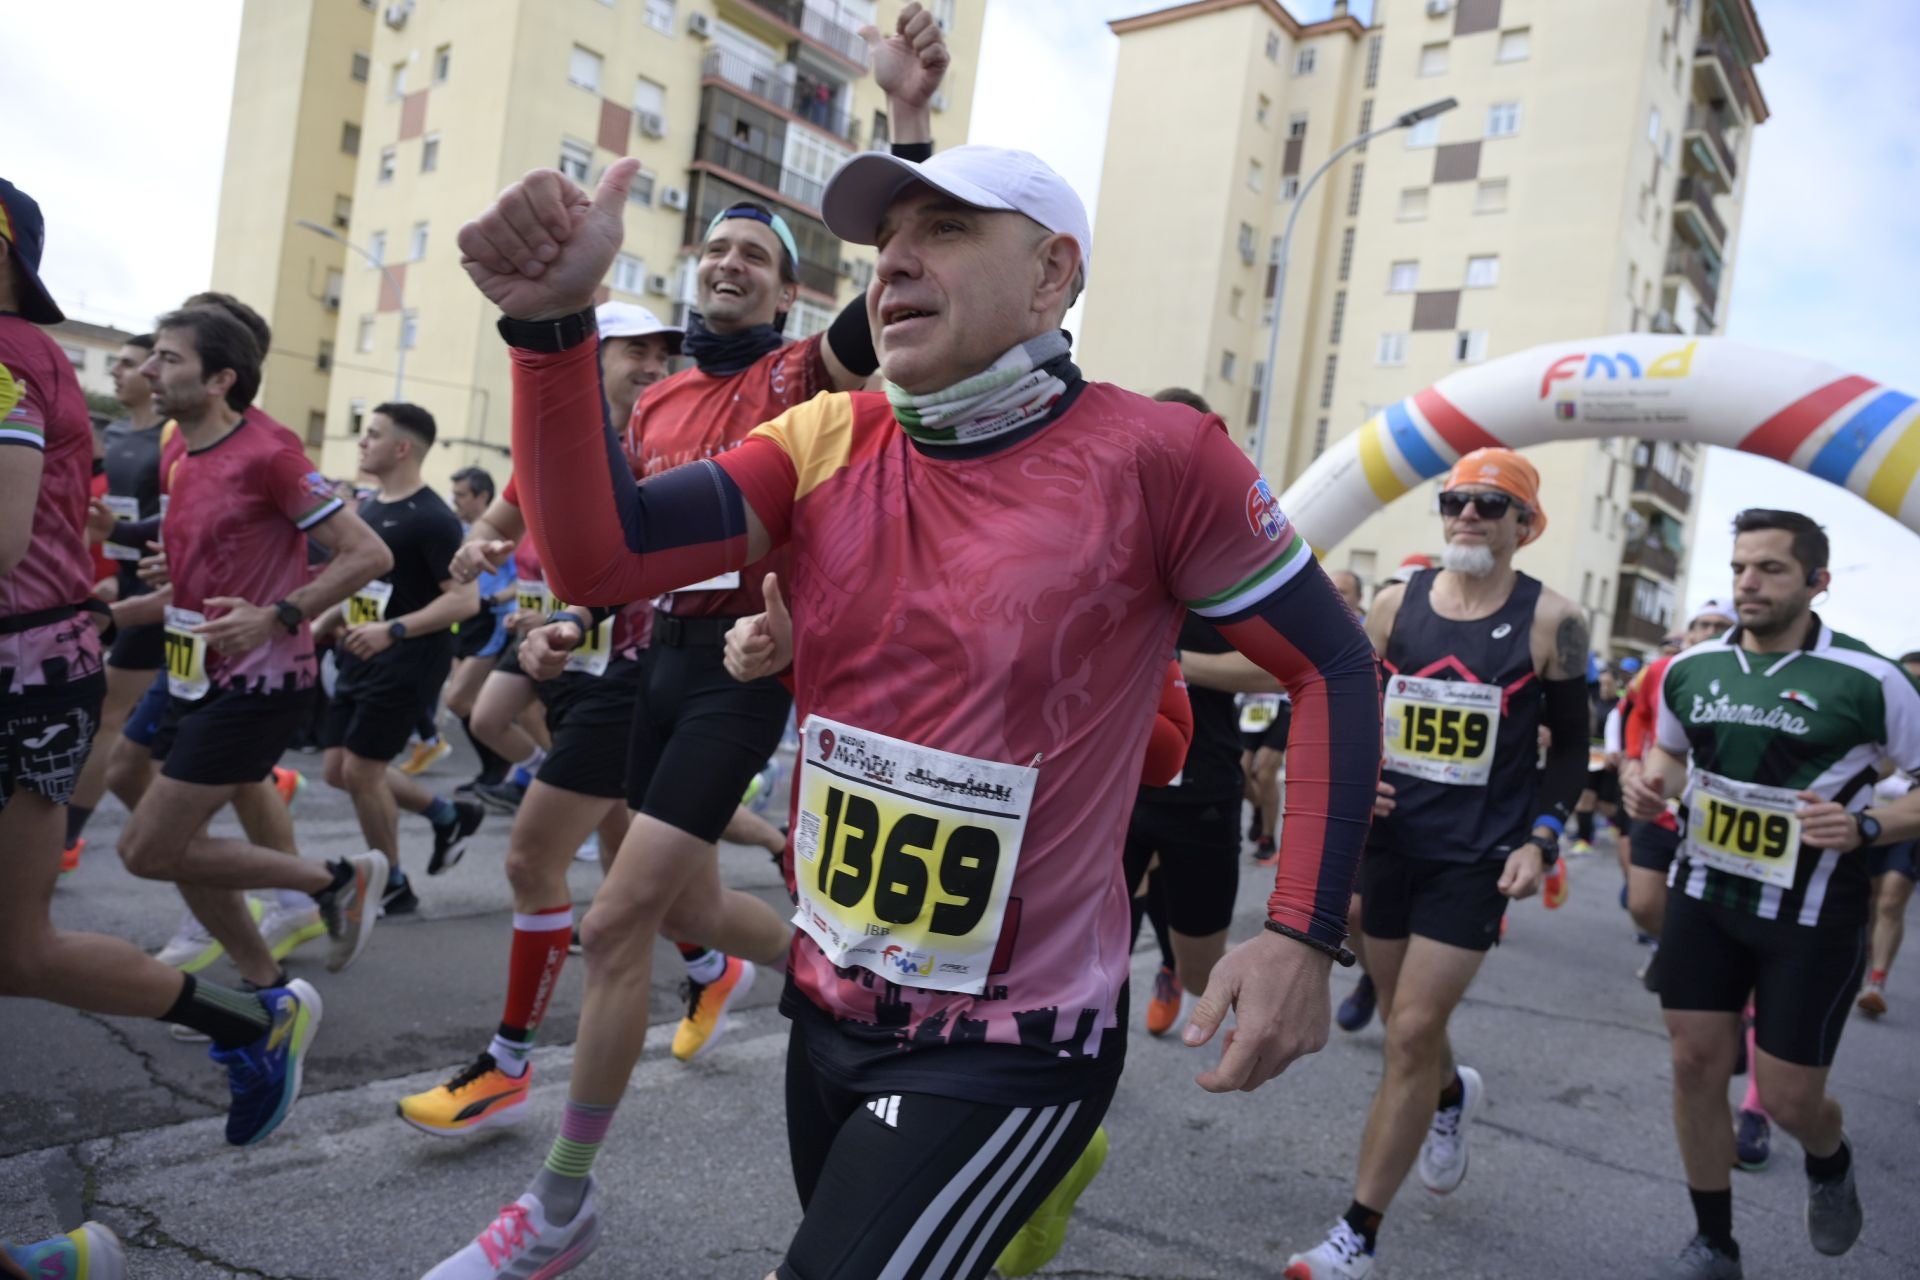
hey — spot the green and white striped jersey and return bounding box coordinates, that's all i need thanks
[1655,619,1920,927]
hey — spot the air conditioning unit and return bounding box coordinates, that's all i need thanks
[637,111,667,139]
[384,0,414,29]
[661,185,688,210]
[688,11,712,38]
[1425,0,1452,15]
[931,90,948,112]
[646,273,671,296]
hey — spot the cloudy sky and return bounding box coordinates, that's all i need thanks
[8,0,1917,650]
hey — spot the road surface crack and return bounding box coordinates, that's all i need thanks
[75,1011,225,1112]
[98,1195,331,1280]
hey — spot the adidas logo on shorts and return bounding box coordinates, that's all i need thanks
[865,1095,902,1128]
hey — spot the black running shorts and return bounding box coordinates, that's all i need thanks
[153,686,314,787]
[626,638,790,842]
[453,608,498,660]
[1867,840,1918,881]
[1629,819,1681,873]
[0,673,104,812]
[1360,844,1509,952]
[107,621,165,671]
[1658,889,1867,1067]
[778,1014,1117,1280]
[534,658,641,801]
[1121,798,1241,936]
[324,641,453,762]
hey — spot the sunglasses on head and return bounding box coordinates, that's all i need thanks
[1437,489,1521,520]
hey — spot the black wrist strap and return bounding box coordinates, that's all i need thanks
[1264,920,1356,967]
[497,307,597,353]
[890,141,933,162]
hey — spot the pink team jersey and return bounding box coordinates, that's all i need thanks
[0,315,103,694]
[161,417,343,693]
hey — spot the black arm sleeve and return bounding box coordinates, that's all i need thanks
[825,299,878,378]
[1535,676,1591,827]
[109,516,162,550]
[891,141,933,162]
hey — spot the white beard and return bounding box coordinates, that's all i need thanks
[1441,542,1497,577]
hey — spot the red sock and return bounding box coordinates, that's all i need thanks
[1869,968,1888,985]
[501,906,573,1038]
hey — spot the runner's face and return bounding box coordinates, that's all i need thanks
[599,334,672,422]
[110,344,153,407]
[1729,529,1819,637]
[1905,659,1920,681]
[1599,671,1617,699]
[1440,485,1522,558]
[871,189,1061,394]
[696,222,791,331]
[450,480,486,522]
[357,414,405,477]
[1685,614,1733,647]
[142,329,223,419]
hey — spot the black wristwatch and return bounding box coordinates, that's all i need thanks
[1531,829,1561,867]
[497,307,596,353]
[387,619,409,642]
[1854,810,1883,848]
[273,599,304,635]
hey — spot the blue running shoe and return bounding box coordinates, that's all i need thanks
[211,978,323,1146]
[3,1221,126,1279]
[1336,972,1377,1033]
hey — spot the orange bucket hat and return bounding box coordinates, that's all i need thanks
[1445,447,1546,545]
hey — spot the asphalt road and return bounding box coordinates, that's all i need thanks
[3,743,1915,1279]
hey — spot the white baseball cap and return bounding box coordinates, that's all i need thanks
[1689,598,1737,626]
[821,145,1092,280]
[595,301,682,353]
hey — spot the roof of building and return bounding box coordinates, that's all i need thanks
[1110,0,1366,41]
[49,317,138,348]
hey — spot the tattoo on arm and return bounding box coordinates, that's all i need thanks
[1554,611,1590,680]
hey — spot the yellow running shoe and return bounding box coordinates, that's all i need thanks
[995,1125,1109,1276]
[397,1053,531,1137]
[154,898,266,972]
[398,738,451,777]
[671,956,755,1062]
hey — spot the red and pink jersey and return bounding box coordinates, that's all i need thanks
[162,417,343,693]
[509,337,1381,1097]
[0,315,103,694]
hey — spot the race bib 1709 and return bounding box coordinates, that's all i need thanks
[1685,770,1803,888]
[790,716,1036,995]
[1382,675,1501,786]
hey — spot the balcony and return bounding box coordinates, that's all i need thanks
[1665,248,1720,310]
[1651,309,1681,335]
[1631,463,1692,516]
[1621,534,1682,581]
[1674,177,1727,251]
[722,0,870,73]
[1694,38,1756,121]
[1612,598,1671,650]
[1683,104,1738,191]
[695,126,824,212]
[702,48,856,144]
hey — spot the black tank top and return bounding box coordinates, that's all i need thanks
[103,419,165,598]
[1378,568,1543,862]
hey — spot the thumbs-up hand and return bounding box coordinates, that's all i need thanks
[723,573,794,683]
[458,157,640,321]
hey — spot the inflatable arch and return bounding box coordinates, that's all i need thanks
[1276,334,1920,550]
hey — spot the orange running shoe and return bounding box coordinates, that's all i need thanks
[1145,965,1184,1037]
[60,838,85,875]
[672,956,755,1062]
[272,766,306,808]
[1543,858,1568,909]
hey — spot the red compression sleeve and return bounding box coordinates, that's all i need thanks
[1139,658,1194,787]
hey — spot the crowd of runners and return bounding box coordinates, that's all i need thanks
[4,8,1918,1280]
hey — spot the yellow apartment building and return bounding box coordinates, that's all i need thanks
[211,0,980,484]
[1082,0,1769,657]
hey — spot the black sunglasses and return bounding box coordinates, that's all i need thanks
[1437,490,1521,520]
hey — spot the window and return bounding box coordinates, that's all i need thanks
[332,194,352,229]
[1582,572,1593,608]
[357,316,376,353]
[1364,32,1383,88]
[351,50,370,82]
[1229,287,1244,319]
[1454,330,1488,363]
[390,61,407,99]
[1376,333,1408,366]
[349,398,368,436]
[1356,98,1374,147]
[1648,105,1662,144]
[1486,101,1521,137]
[1294,47,1316,75]
[1280,175,1301,201]
[1593,494,1604,531]
[420,133,440,173]
[1329,290,1347,344]
[1338,226,1355,281]
[569,46,602,92]
[633,77,666,119]
[1247,159,1264,193]
[1220,350,1237,383]
[307,410,327,443]
[559,139,592,182]
[316,340,334,372]
[400,310,419,350]
[1389,261,1419,292]
[1256,94,1272,127]
[1406,117,1438,148]
[644,0,676,34]
[340,122,361,155]
[612,252,646,294]
[1237,222,1256,265]
[1398,187,1429,220]
[1288,112,1309,140]
[1474,178,1508,212]
[1496,28,1531,62]
[433,44,451,84]
[1662,130,1674,165]
[932,0,957,31]
[59,343,84,369]
[378,145,396,183]
[1660,30,1672,64]
[1247,361,1267,426]
[1465,254,1500,287]
[323,268,344,309]
[366,230,386,266]
[1265,31,1281,61]
[628,169,656,206]
[409,220,429,262]
[1319,354,1338,409]
[1419,43,1449,76]
[1346,163,1364,215]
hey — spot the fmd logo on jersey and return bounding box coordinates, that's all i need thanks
[1246,478,1287,542]
[880,945,934,978]
[1538,342,1697,399]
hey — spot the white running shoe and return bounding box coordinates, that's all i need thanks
[1283,1221,1374,1280]
[154,899,265,971]
[260,901,326,962]
[574,833,599,862]
[1417,1064,1485,1194]
[423,1182,601,1279]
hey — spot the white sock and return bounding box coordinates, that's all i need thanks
[489,1035,532,1077]
[517,747,547,772]
[274,888,316,913]
[684,949,728,985]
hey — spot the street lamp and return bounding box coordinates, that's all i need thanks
[295,218,407,401]
[1249,96,1458,477]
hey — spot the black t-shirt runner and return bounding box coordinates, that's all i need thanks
[102,418,166,598]
[1138,613,1243,807]
[339,484,464,674]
